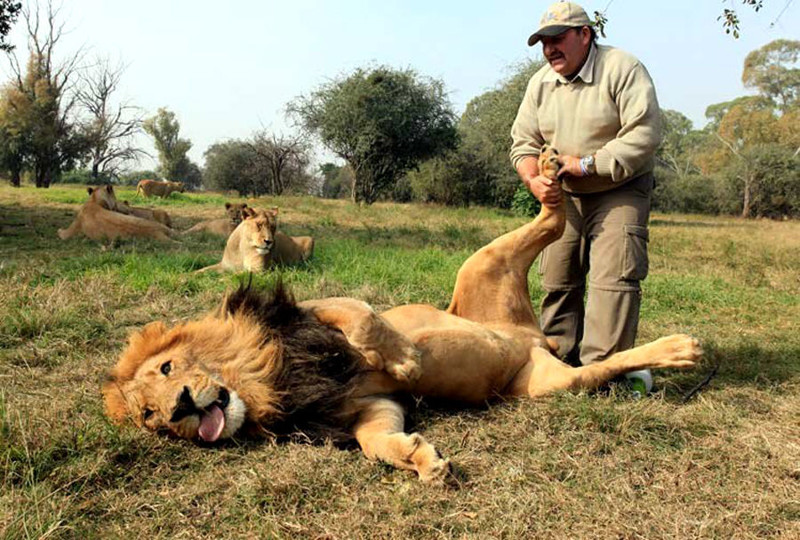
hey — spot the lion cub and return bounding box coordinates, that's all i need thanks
[182,202,248,237]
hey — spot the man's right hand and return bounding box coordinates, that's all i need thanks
[525,174,562,207]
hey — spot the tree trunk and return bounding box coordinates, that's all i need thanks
[10,169,21,187]
[92,161,99,180]
[741,173,752,218]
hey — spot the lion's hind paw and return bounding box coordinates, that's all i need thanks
[652,334,703,369]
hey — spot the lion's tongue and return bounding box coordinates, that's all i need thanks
[198,404,225,442]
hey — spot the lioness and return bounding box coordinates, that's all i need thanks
[103,147,702,483]
[58,185,176,242]
[182,202,249,237]
[196,207,314,272]
[118,201,173,228]
[136,179,185,198]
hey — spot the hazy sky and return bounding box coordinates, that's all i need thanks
[2,0,798,169]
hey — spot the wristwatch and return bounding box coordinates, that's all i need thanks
[579,155,596,176]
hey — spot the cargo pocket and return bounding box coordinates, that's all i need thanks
[621,225,649,281]
[538,245,549,276]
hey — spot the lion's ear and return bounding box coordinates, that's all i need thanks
[102,376,131,424]
[242,207,257,219]
[225,202,231,209]
[269,206,279,217]
[105,185,114,194]
[87,187,95,195]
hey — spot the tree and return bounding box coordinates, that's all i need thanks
[76,57,146,180]
[290,66,458,204]
[2,2,86,187]
[742,39,799,113]
[203,139,258,195]
[458,59,545,208]
[0,1,21,52]
[247,131,309,195]
[319,162,352,199]
[0,82,29,186]
[143,107,192,183]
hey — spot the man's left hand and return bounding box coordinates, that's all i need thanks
[557,155,585,178]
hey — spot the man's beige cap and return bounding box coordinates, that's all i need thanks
[527,2,592,46]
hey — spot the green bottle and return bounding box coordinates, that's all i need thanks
[625,369,653,399]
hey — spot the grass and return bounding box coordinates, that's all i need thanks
[1,183,799,539]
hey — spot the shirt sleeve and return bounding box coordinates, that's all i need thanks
[509,77,545,170]
[594,62,662,182]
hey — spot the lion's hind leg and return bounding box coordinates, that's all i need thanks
[300,298,422,383]
[352,397,450,484]
[507,335,702,398]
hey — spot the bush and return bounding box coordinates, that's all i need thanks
[653,168,722,214]
[510,185,540,217]
[58,169,116,185]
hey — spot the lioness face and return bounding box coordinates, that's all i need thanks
[224,202,248,226]
[109,341,247,442]
[243,208,278,255]
[88,185,119,211]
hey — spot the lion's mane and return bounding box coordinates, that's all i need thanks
[224,282,365,442]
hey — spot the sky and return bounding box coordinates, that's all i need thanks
[1,0,798,170]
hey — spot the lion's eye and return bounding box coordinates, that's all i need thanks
[160,361,172,376]
[142,408,154,421]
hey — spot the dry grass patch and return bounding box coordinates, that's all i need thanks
[1,184,799,539]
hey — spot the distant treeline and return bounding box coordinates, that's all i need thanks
[1,4,797,219]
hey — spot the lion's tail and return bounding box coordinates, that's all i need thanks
[194,262,223,274]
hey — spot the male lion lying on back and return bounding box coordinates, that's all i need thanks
[103,147,702,483]
[58,185,176,242]
[196,206,314,273]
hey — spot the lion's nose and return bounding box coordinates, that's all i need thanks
[264,239,274,249]
[170,386,198,423]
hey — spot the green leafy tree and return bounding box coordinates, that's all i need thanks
[319,162,352,199]
[143,107,192,183]
[0,1,21,52]
[459,59,545,208]
[203,139,259,195]
[742,39,799,113]
[290,66,458,204]
[1,2,87,187]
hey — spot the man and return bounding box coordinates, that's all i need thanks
[510,2,661,376]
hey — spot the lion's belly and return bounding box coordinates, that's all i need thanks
[381,305,533,403]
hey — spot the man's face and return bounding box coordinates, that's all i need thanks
[541,27,591,77]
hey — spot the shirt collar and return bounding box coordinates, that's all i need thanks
[542,43,597,85]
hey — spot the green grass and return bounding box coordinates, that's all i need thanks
[1,183,799,539]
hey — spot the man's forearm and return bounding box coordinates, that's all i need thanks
[515,156,540,186]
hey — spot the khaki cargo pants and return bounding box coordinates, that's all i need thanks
[539,173,653,366]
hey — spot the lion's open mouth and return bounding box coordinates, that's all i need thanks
[198,388,230,442]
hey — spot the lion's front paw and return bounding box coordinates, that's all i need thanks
[650,334,703,369]
[418,456,451,485]
[384,346,423,383]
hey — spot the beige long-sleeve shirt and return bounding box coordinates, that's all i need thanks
[510,44,661,194]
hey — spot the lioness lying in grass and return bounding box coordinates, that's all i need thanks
[196,207,314,273]
[104,146,702,483]
[57,185,176,242]
[182,202,249,238]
